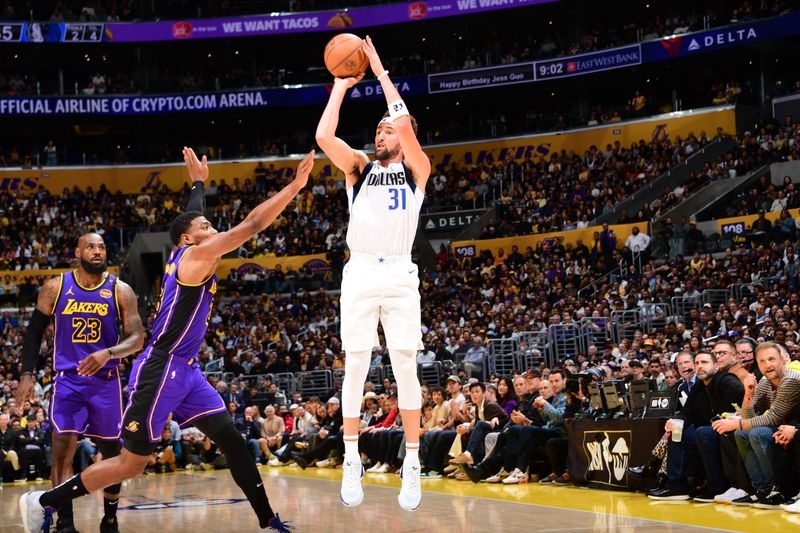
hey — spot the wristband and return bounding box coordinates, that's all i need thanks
[388,99,410,120]
[377,70,389,80]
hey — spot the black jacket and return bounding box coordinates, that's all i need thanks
[320,411,343,434]
[17,426,47,449]
[0,426,16,452]
[677,371,744,427]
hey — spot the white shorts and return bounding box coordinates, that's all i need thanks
[340,253,423,352]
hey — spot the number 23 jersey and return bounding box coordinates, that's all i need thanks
[53,271,121,373]
[346,161,424,257]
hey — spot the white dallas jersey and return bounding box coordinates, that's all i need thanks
[346,160,424,256]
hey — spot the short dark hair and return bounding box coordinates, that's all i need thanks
[468,382,486,392]
[430,386,445,396]
[549,369,567,380]
[696,350,715,363]
[381,111,419,134]
[169,211,204,245]
[714,339,736,351]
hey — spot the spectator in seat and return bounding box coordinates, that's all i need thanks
[17,414,46,480]
[496,377,519,414]
[361,394,401,472]
[539,382,586,485]
[421,377,466,477]
[463,336,487,379]
[449,382,509,467]
[712,341,800,508]
[647,350,743,501]
[290,397,344,469]
[1,413,21,481]
[419,387,450,477]
[713,339,751,383]
[148,426,181,474]
[235,406,263,462]
[459,372,563,484]
[271,403,317,466]
[258,405,285,464]
[735,337,762,380]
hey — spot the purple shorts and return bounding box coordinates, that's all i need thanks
[50,369,123,441]
[122,347,225,453]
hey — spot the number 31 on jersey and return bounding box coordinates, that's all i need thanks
[388,187,407,210]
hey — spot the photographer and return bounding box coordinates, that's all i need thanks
[149,426,181,474]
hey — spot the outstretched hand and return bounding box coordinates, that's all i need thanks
[293,149,316,190]
[362,35,385,78]
[333,73,364,89]
[183,146,209,183]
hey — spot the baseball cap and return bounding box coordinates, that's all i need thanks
[363,391,378,400]
[327,397,340,405]
[446,375,461,384]
[644,339,654,346]
[289,403,299,410]
[525,368,542,379]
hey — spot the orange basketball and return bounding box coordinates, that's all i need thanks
[324,33,369,78]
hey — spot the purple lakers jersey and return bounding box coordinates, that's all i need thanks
[53,271,121,373]
[149,246,217,359]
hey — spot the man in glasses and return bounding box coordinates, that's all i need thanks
[713,339,752,384]
[735,338,762,380]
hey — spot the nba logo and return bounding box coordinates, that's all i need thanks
[408,2,428,19]
[172,22,193,39]
[566,61,576,73]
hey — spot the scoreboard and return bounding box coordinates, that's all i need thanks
[0,22,105,43]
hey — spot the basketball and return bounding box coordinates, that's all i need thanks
[324,33,369,78]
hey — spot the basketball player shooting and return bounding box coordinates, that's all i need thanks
[315,36,431,511]
[19,148,315,533]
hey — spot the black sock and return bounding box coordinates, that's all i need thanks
[213,422,276,528]
[40,474,89,509]
[57,500,74,524]
[103,495,119,517]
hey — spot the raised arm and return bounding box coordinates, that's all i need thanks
[77,280,145,376]
[187,149,315,264]
[17,276,60,403]
[362,36,431,188]
[183,147,208,213]
[315,76,370,188]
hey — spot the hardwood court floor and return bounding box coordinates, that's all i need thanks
[2,466,798,532]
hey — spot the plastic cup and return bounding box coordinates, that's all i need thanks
[670,419,684,442]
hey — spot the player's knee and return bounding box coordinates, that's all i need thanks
[120,455,149,479]
[51,435,74,461]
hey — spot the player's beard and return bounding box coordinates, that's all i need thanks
[81,257,107,275]
[375,144,400,161]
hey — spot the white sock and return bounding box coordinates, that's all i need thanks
[344,438,359,457]
[405,444,419,461]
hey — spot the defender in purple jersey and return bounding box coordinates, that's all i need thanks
[20,147,314,533]
[17,233,144,533]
